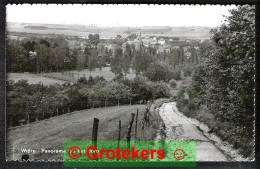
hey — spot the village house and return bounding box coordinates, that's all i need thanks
[156,45,171,54]
[172,46,180,49]
[107,44,121,57]
[158,38,166,45]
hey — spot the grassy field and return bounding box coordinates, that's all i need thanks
[6,104,163,161]
[7,67,136,86]
[42,67,136,82]
[7,73,70,86]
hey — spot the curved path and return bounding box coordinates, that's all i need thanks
[159,102,228,161]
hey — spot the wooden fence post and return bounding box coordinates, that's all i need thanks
[144,107,149,121]
[92,118,99,147]
[117,120,121,161]
[127,113,135,149]
[27,113,30,124]
[56,107,59,116]
[117,120,121,148]
[142,107,149,130]
[135,109,139,141]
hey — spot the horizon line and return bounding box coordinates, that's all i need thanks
[6,22,215,28]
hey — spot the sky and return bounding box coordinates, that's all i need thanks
[6,4,236,27]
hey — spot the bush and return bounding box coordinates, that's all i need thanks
[176,6,255,158]
[171,69,181,80]
[7,74,171,127]
[169,79,177,88]
[183,67,193,77]
[144,61,174,82]
[93,76,106,83]
[150,81,170,99]
[77,76,88,84]
[88,75,95,85]
[130,76,153,102]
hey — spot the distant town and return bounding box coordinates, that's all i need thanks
[7,23,212,70]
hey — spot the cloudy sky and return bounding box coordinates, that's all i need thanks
[7,4,236,27]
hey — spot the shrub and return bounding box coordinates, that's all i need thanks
[176,6,255,158]
[77,76,88,84]
[169,79,177,88]
[7,74,171,127]
[171,69,181,80]
[150,81,170,99]
[144,61,173,82]
[88,75,94,85]
[93,76,106,83]
[183,67,193,77]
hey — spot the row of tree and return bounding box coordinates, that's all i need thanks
[178,5,255,157]
[7,32,206,83]
[6,38,76,72]
[7,75,170,127]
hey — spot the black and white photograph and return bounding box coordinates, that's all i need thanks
[5,4,255,162]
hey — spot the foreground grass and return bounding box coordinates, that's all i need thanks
[7,104,163,161]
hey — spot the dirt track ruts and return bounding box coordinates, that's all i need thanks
[159,102,229,161]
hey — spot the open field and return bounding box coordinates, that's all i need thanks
[7,22,211,39]
[7,73,70,86]
[7,105,147,161]
[7,67,136,85]
[42,67,136,82]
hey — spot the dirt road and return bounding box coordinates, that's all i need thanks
[159,102,230,161]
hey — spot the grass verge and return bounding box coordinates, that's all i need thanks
[176,96,254,159]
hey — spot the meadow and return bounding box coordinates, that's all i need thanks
[7,104,162,161]
[7,73,69,86]
[7,67,136,85]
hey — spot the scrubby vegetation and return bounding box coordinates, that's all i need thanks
[7,75,170,128]
[177,5,255,158]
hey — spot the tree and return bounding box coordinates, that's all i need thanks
[88,34,100,47]
[116,34,122,39]
[111,48,123,78]
[88,48,98,74]
[206,5,255,123]
[132,51,153,76]
[128,33,137,40]
[190,5,255,156]
[77,52,86,73]
[35,44,49,73]
[121,54,131,79]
